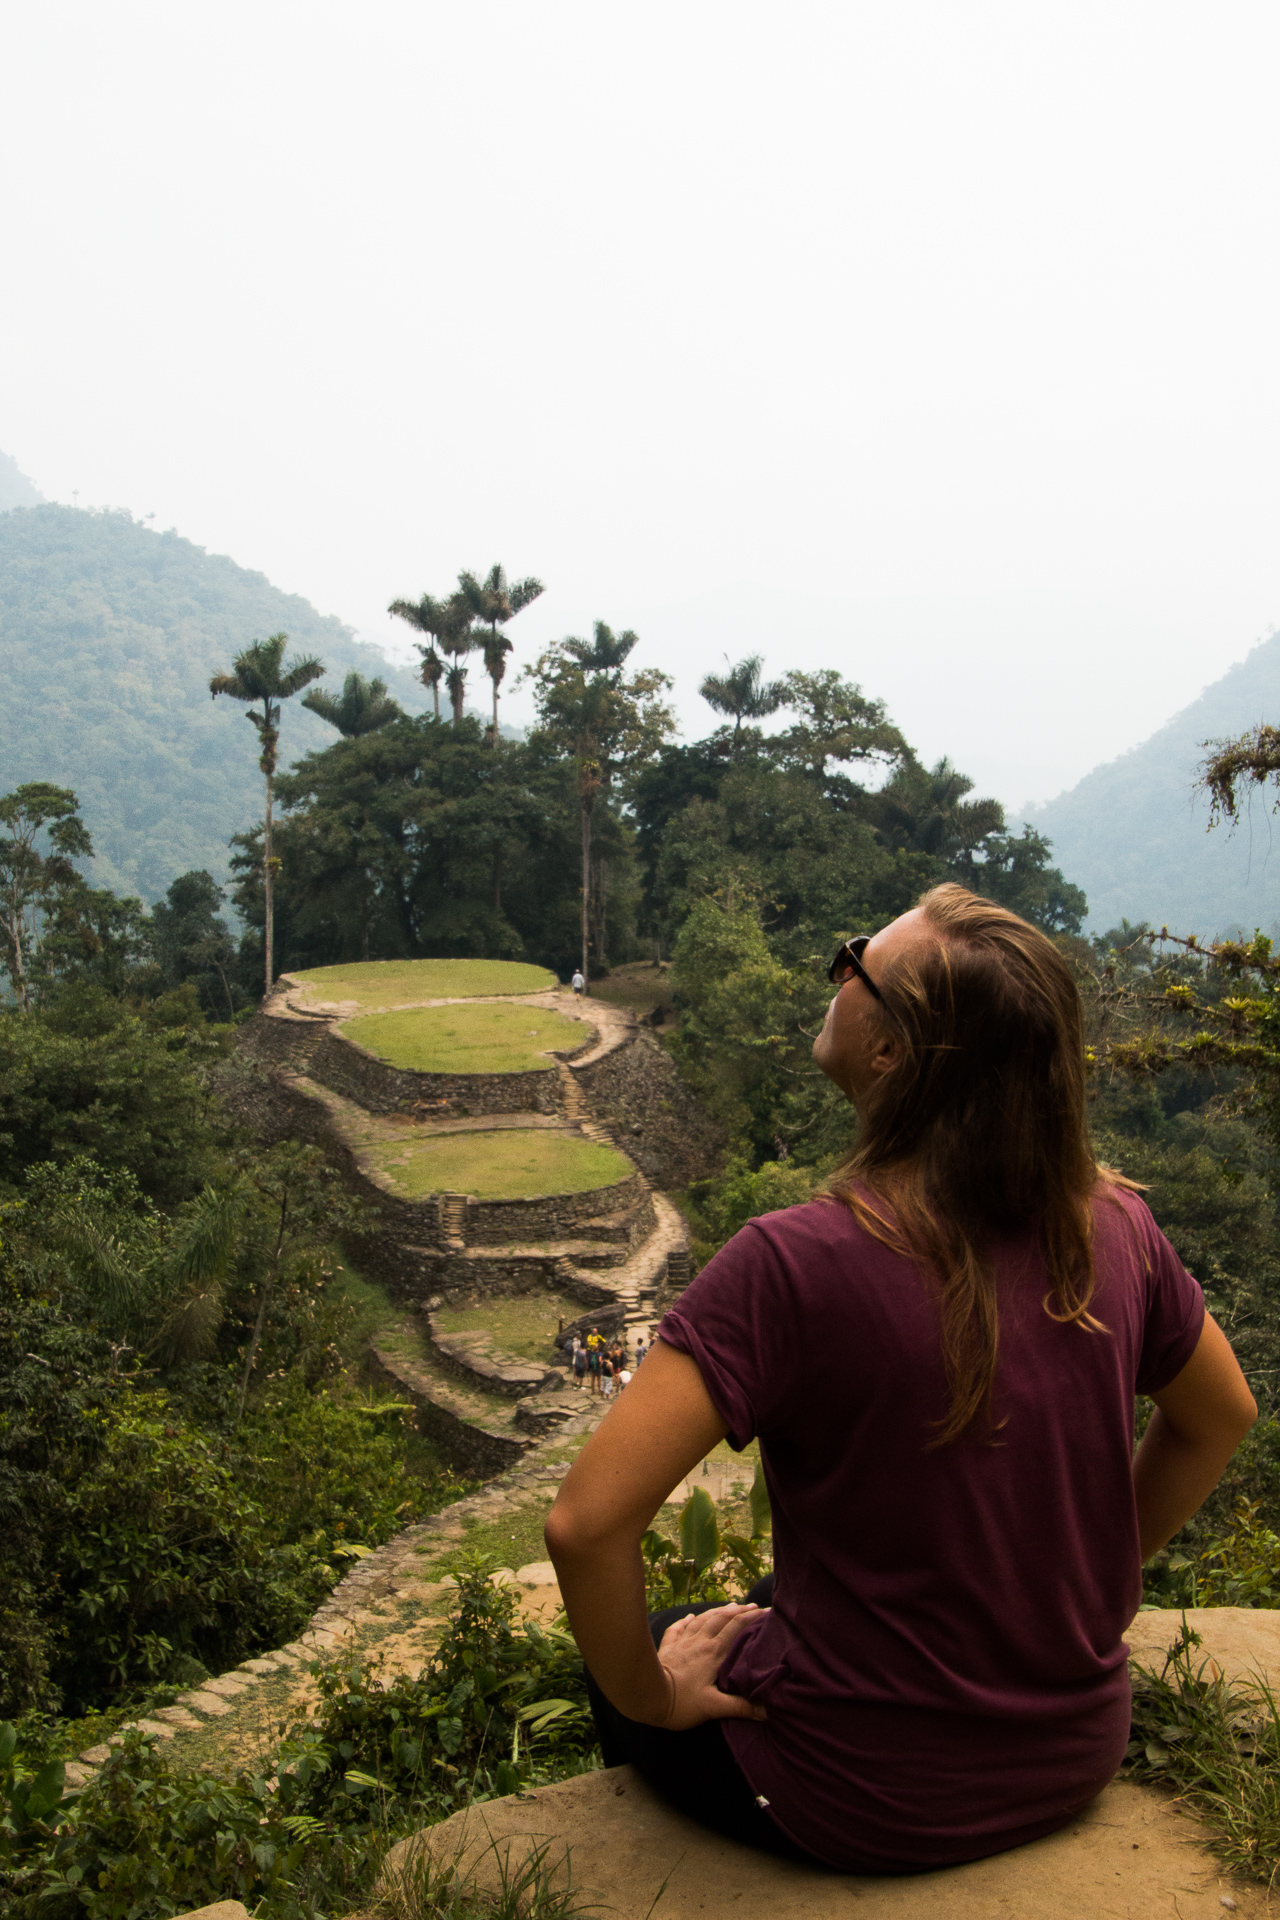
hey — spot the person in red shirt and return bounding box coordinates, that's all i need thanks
[546,884,1257,1871]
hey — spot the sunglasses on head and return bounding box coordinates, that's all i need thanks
[827,935,884,1002]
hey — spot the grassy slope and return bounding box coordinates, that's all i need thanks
[342,1002,586,1072]
[585,960,675,1022]
[293,957,556,1009]
[367,1129,632,1199]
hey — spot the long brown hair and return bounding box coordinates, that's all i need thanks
[829,882,1126,1444]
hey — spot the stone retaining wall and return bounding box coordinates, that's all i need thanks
[428,1315,564,1398]
[466,1175,647,1244]
[366,1345,533,1476]
[572,1030,726,1187]
[310,1027,563,1118]
[349,1239,624,1310]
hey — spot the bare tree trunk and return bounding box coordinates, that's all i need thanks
[593,856,608,970]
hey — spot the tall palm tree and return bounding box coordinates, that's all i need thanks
[302,671,401,737]
[699,654,788,749]
[458,565,545,731]
[210,632,324,997]
[388,590,479,725]
[418,646,444,719]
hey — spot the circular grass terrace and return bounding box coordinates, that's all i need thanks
[286,957,557,1013]
[367,1129,633,1201]
[341,1003,590,1074]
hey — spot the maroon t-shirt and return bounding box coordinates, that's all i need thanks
[657,1185,1204,1871]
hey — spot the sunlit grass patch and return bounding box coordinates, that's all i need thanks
[343,1002,589,1073]
[287,957,557,1010]
[368,1129,633,1200]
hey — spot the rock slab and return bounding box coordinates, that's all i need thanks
[389,1763,1266,1919]
[168,1906,250,1920]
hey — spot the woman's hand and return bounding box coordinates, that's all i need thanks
[653,1603,770,1731]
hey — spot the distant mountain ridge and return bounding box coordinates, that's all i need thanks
[0,450,42,511]
[0,501,431,901]
[1026,632,1280,938]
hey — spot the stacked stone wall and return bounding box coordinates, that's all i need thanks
[573,1029,726,1187]
[309,1028,563,1118]
[366,1346,531,1475]
[465,1175,648,1244]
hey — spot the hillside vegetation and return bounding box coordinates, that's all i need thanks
[1027,629,1280,936]
[0,503,426,901]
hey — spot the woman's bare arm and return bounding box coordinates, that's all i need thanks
[544,1340,766,1729]
[1133,1313,1257,1561]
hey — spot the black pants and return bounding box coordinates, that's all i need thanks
[585,1574,826,1866]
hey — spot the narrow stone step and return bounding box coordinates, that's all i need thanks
[177,1690,234,1717]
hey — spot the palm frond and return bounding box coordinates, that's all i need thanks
[151,1284,226,1367]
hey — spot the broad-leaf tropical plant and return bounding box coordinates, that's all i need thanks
[209,633,324,996]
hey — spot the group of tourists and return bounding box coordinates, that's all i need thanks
[569,1326,645,1397]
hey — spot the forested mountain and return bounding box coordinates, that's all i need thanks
[0,501,427,899]
[1026,630,1280,938]
[0,449,42,511]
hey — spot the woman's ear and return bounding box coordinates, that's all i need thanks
[869,1029,900,1079]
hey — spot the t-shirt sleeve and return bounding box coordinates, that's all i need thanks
[1132,1202,1206,1396]
[657,1215,802,1449]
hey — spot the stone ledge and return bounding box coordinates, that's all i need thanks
[387,1762,1266,1919]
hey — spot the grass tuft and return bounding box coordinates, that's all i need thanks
[1127,1617,1280,1885]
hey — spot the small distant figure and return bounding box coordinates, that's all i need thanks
[601,1360,616,1401]
[571,968,586,996]
[571,1338,587,1390]
[586,1324,606,1396]
[635,1335,647,1368]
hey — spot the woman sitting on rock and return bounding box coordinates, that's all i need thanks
[545,884,1257,1873]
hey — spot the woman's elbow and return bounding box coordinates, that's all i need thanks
[544,1494,635,1568]
[543,1497,604,1567]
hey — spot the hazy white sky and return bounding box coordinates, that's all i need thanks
[4,2,1279,810]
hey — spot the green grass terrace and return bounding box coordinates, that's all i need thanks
[341,1002,590,1074]
[284,957,558,1013]
[366,1129,633,1200]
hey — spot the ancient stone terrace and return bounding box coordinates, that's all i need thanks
[224,957,711,1475]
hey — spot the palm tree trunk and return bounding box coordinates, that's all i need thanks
[580,798,591,992]
[263,768,274,997]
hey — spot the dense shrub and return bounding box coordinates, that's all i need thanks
[1,1567,598,1920]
